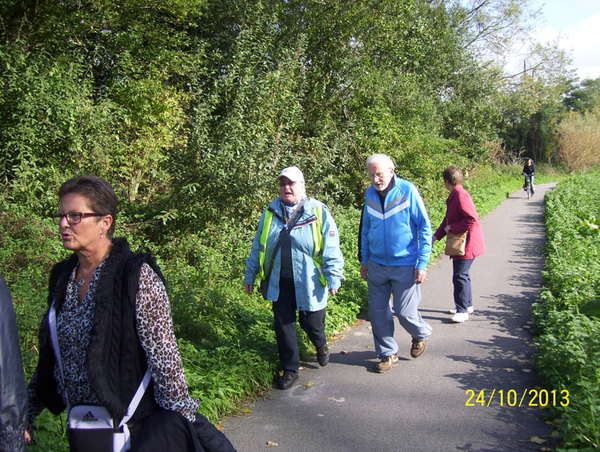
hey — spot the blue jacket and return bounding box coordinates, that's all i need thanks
[245,197,344,311]
[361,175,432,270]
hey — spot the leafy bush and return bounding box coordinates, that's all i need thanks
[532,172,600,450]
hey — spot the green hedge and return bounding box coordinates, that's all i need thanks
[533,172,600,451]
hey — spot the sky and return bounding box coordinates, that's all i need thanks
[533,0,600,80]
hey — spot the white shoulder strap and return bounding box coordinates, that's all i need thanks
[49,302,70,411]
[118,368,151,451]
[120,368,151,427]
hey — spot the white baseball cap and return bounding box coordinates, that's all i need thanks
[277,166,305,183]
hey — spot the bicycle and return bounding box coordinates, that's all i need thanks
[523,174,534,199]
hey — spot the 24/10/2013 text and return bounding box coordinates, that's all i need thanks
[465,389,569,407]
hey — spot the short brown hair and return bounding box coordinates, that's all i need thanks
[442,166,463,186]
[58,175,118,239]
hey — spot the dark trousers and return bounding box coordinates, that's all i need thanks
[129,409,202,452]
[129,410,237,452]
[273,277,327,374]
[453,258,474,313]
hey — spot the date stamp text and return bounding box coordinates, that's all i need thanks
[465,389,569,407]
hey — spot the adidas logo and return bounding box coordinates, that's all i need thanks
[81,411,100,422]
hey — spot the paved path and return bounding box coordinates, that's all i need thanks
[222,183,557,452]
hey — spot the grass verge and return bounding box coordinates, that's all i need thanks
[532,172,600,450]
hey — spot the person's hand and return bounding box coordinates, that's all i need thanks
[244,283,254,295]
[414,269,427,285]
[360,264,368,281]
[432,235,438,244]
[25,419,34,443]
[329,288,338,296]
[444,224,451,233]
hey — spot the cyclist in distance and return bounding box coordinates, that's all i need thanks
[522,159,535,196]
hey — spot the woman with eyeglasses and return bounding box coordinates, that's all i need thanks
[244,167,344,390]
[25,175,236,452]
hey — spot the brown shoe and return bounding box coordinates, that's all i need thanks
[410,339,427,358]
[375,354,399,373]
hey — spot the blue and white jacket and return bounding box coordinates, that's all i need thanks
[244,197,344,311]
[361,174,432,270]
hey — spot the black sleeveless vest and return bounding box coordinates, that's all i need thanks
[35,238,161,423]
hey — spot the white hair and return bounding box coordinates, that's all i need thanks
[366,154,395,170]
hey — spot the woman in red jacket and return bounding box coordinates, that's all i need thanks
[432,166,486,323]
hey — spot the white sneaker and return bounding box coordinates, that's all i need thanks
[448,307,474,314]
[451,312,469,323]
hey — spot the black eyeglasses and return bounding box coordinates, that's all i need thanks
[51,212,104,225]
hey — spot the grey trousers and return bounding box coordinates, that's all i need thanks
[367,261,432,359]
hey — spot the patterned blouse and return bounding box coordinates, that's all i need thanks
[28,261,200,422]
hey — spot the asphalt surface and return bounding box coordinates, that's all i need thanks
[222,183,557,452]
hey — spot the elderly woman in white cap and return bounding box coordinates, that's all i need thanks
[244,166,344,389]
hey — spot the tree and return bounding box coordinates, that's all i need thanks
[497,40,576,162]
[563,78,600,114]
[448,0,541,64]
[0,0,543,229]
[1,0,208,206]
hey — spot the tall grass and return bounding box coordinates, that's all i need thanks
[557,111,600,172]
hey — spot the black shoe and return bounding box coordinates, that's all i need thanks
[277,372,298,390]
[316,346,330,366]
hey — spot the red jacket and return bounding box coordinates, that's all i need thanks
[434,184,486,260]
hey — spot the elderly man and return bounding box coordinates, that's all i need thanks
[360,154,432,372]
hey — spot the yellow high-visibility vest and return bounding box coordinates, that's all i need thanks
[258,205,326,286]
